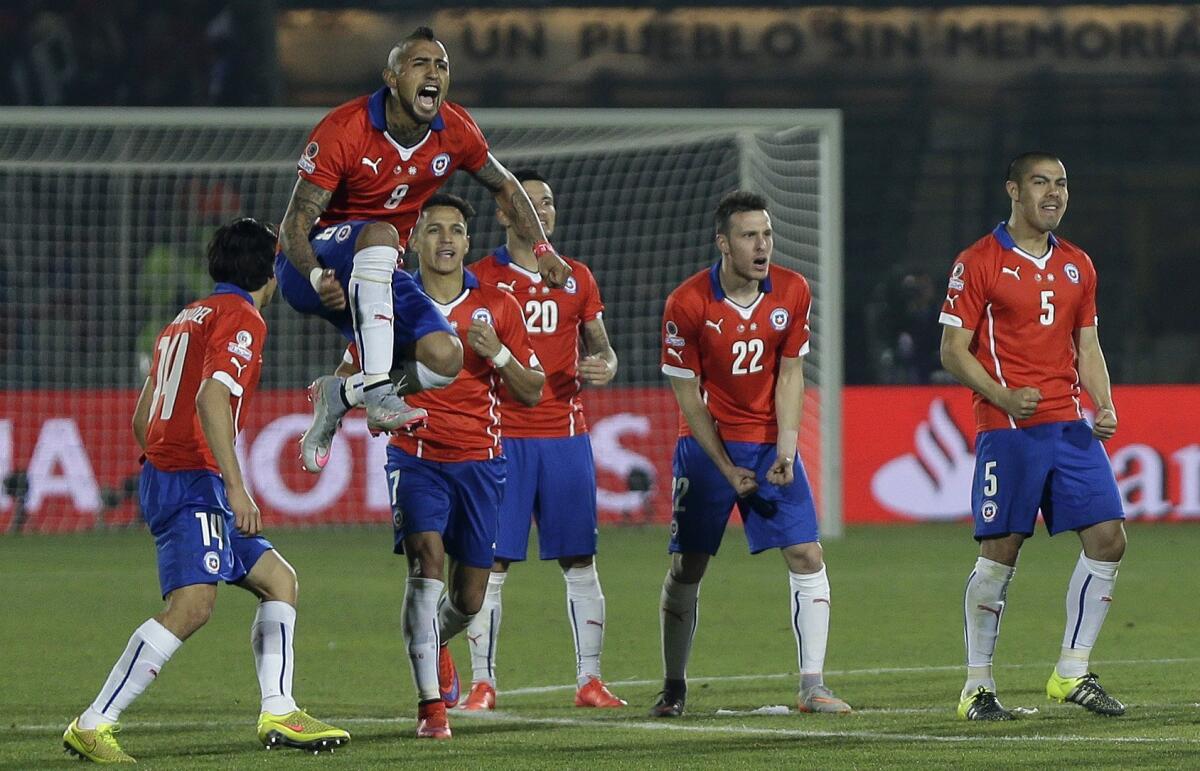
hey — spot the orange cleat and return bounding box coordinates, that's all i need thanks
[438,645,460,707]
[416,701,452,740]
[459,681,496,711]
[575,676,628,708]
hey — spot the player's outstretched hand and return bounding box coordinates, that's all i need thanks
[228,485,262,536]
[536,246,572,288]
[1092,406,1118,440]
[579,354,614,386]
[766,455,794,486]
[316,268,346,311]
[1000,386,1042,420]
[723,466,759,498]
[467,319,502,360]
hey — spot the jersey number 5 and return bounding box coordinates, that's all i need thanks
[150,332,191,420]
[1039,291,1055,326]
[731,339,764,375]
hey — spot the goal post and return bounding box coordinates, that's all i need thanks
[0,107,843,536]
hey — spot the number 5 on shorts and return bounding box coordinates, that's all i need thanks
[983,461,998,497]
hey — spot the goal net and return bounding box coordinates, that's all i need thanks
[0,108,842,535]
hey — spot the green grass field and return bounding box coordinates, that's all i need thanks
[3,523,1198,769]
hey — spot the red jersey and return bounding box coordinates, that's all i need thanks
[940,223,1099,433]
[144,285,266,473]
[471,247,604,438]
[660,263,811,444]
[389,269,539,462]
[297,88,490,247]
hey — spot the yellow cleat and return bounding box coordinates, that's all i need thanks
[257,709,350,753]
[957,687,1014,720]
[1046,670,1126,716]
[62,718,136,764]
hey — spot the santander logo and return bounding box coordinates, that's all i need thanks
[870,398,974,520]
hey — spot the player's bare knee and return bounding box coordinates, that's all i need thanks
[354,221,400,251]
[1083,521,1126,562]
[979,534,1022,566]
[670,553,707,584]
[452,585,486,616]
[417,332,463,379]
[559,555,593,571]
[783,542,823,574]
[159,588,215,639]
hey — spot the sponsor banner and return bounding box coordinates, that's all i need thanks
[846,385,1200,523]
[3,386,1195,531]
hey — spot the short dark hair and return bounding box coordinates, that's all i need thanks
[715,190,768,236]
[1006,151,1062,183]
[513,169,549,186]
[207,218,277,292]
[421,193,476,222]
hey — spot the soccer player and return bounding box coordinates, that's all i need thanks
[462,170,624,711]
[386,194,544,739]
[941,152,1126,721]
[275,26,569,472]
[652,191,850,718]
[62,220,349,764]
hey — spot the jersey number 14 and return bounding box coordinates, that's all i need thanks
[150,332,191,420]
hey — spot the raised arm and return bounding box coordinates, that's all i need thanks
[667,374,757,498]
[471,154,571,287]
[278,178,345,309]
[579,317,618,386]
[940,325,1041,420]
[196,379,261,535]
[1074,326,1117,440]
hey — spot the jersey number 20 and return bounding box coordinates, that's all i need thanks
[524,299,559,333]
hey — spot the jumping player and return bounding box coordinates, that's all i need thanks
[461,170,624,711]
[62,219,349,764]
[652,191,850,718]
[941,152,1126,720]
[275,26,569,471]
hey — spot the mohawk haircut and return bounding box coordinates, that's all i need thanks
[207,218,277,292]
[715,190,769,236]
[389,26,441,66]
[421,193,476,222]
[1007,151,1062,183]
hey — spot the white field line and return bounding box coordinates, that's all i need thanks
[499,656,1200,697]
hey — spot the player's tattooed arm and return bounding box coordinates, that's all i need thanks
[279,179,345,309]
[472,154,572,286]
[131,377,154,451]
[580,318,618,386]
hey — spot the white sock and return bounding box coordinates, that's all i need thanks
[1057,553,1119,678]
[80,619,182,728]
[467,572,505,686]
[251,601,298,715]
[962,556,1015,698]
[660,573,700,682]
[348,245,399,384]
[789,566,831,687]
[402,577,443,702]
[565,564,606,686]
[342,372,364,408]
[437,594,474,644]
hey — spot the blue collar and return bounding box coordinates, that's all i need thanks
[491,245,512,265]
[212,282,254,305]
[992,221,1058,251]
[708,261,772,301]
[414,268,479,292]
[368,86,446,133]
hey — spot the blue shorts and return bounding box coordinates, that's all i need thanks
[669,436,819,556]
[139,462,273,598]
[495,435,598,562]
[386,446,506,570]
[972,420,1124,539]
[274,220,451,346]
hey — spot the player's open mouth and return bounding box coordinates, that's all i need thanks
[436,248,456,260]
[416,85,439,111]
[1041,202,1060,211]
[753,257,769,268]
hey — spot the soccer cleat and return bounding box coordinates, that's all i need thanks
[575,677,628,708]
[416,700,452,740]
[364,386,427,436]
[797,683,852,714]
[650,680,687,718]
[1046,671,1126,716]
[298,376,350,473]
[957,686,1015,720]
[459,681,496,711]
[257,709,350,753]
[438,644,461,708]
[62,718,136,764]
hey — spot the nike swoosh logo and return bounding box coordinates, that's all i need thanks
[77,733,98,752]
[283,722,306,732]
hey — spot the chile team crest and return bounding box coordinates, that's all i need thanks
[770,307,790,330]
[431,153,451,177]
[472,307,493,326]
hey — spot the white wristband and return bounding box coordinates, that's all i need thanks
[490,345,512,368]
[309,267,325,292]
